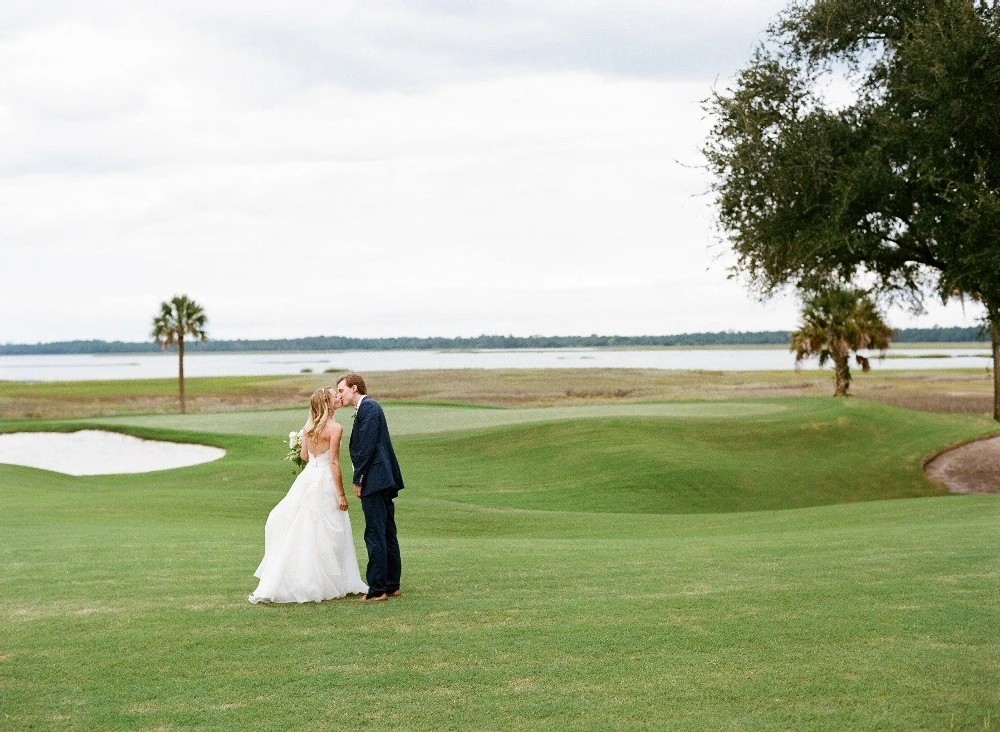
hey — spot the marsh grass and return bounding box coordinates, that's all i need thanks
[1,398,999,729]
[3,365,998,419]
[853,371,995,414]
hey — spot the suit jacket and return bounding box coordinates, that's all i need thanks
[349,397,404,497]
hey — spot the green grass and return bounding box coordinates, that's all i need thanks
[1,397,998,730]
[401,399,985,514]
[84,401,788,436]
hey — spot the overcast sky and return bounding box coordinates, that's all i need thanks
[0,1,985,343]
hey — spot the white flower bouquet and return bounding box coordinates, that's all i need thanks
[285,430,307,472]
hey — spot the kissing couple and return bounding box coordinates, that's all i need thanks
[249,373,405,604]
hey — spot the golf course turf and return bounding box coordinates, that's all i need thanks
[1,389,998,729]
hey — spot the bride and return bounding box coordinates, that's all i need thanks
[249,388,368,603]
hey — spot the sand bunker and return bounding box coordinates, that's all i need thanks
[0,430,225,476]
[925,435,1000,494]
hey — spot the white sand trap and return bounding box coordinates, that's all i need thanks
[0,430,226,476]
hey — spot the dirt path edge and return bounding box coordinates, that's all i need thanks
[924,434,1000,494]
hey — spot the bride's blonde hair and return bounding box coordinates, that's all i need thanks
[306,388,333,445]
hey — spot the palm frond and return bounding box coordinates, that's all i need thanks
[789,285,893,395]
[151,295,209,349]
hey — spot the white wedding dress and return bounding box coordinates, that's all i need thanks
[249,447,368,603]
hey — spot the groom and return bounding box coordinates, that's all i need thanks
[335,373,404,603]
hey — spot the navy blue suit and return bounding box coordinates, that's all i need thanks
[349,397,403,596]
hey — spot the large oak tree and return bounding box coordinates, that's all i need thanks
[704,0,1000,418]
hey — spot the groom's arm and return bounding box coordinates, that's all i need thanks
[350,402,380,488]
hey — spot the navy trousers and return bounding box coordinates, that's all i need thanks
[360,489,401,595]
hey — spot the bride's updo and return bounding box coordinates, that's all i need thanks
[306,388,333,445]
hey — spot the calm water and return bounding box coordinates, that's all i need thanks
[0,348,992,382]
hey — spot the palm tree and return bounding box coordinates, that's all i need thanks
[152,295,208,413]
[791,287,893,397]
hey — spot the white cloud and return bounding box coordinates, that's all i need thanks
[0,1,985,343]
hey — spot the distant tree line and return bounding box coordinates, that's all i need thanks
[0,327,985,355]
[894,327,987,343]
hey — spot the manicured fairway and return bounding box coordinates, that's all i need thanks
[85,400,788,436]
[1,398,998,730]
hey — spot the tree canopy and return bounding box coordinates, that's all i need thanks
[704,0,1000,416]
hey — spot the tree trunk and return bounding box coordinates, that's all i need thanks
[178,336,186,414]
[833,355,850,397]
[992,316,1000,423]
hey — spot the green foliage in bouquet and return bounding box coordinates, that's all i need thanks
[284,429,306,472]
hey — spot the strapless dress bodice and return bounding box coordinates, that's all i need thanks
[308,451,332,467]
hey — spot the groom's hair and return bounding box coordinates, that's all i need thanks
[338,373,367,395]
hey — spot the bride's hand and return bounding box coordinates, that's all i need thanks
[337,493,348,511]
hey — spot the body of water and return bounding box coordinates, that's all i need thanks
[0,347,992,382]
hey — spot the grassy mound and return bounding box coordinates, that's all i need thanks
[400,398,988,515]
